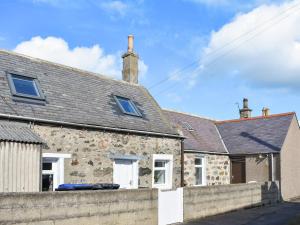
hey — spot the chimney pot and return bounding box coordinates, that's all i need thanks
[239,98,252,119]
[243,98,249,108]
[128,35,134,52]
[262,107,270,117]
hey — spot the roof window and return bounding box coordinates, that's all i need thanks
[7,73,45,100]
[115,96,141,117]
[182,122,194,131]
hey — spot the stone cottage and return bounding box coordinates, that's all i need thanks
[0,36,183,192]
[163,109,230,187]
[164,100,300,200]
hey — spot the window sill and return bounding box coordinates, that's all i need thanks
[153,183,172,189]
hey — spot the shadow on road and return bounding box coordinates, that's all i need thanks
[183,200,300,225]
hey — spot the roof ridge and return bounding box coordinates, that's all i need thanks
[0,49,140,87]
[163,108,216,121]
[215,112,295,124]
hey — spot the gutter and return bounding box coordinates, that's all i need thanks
[184,149,229,155]
[0,113,184,139]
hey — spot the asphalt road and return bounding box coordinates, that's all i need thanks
[182,199,300,225]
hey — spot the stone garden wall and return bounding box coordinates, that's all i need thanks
[0,189,158,225]
[33,123,182,188]
[184,181,280,221]
[184,153,230,186]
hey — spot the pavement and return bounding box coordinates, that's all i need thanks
[182,199,300,225]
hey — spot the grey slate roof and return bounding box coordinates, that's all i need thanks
[163,110,227,154]
[0,120,44,144]
[216,113,295,154]
[0,50,177,136]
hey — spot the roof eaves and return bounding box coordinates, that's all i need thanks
[0,113,184,139]
[184,149,229,155]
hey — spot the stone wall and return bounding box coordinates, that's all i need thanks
[184,181,280,221]
[33,123,181,188]
[184,153,230,186]
[0,189,158,225]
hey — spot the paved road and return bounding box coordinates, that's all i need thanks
[183,200,300,225]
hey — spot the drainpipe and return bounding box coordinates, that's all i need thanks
[181,139,185,187]
[271,153,274,181]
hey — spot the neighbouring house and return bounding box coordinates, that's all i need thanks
[0,35,183,192]
[216,99,300,200]
[164,98,300,200]
[163,109,231,186]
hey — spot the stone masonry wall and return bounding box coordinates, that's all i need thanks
[184,181,280,221]
[33,123,181,188]
[184,153,230,186]
[0,189,158,225]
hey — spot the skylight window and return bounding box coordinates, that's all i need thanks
[7,73,45,100]
[115,96,141,117]
[182,122,194,131]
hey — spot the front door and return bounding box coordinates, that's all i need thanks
[231,157,246,184]
[42,158,59,191]
[113,159,138,189]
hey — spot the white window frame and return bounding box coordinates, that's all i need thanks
[42,153,71,191]
[194,156,207,186]
[152,154,173,189]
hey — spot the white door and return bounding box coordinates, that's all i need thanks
[158,188,183,225]
[113,159,138,189]
[42,153,71,191]
[42,157,59,191]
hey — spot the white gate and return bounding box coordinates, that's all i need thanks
[158,188,183,225]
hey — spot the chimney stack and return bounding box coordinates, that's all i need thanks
[239,98,252,119]
[122,35,139,84]
[262,107,270,117]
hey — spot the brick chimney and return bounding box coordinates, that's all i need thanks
[122,35,139,84]
[262,107,270,117]
[239,98,252,119]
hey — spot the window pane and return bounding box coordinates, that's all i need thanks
[43,162,52,170]
[195,158,202,166]
[116,97,139,115]
[154,170,166,184]
[195,167,202,185]
[155,160,166,168]
[12,76,39,96]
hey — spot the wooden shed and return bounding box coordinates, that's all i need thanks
[0,121,44,192]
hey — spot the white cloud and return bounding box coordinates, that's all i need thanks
[185,0,288,11]
[99,1,128,16]
[14,36,147,79]
[199,0,300,88]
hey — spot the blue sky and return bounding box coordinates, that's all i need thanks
[0,0,299,120]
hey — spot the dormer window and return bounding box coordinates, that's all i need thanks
[115,96,141,117]
[7,73,45,100]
